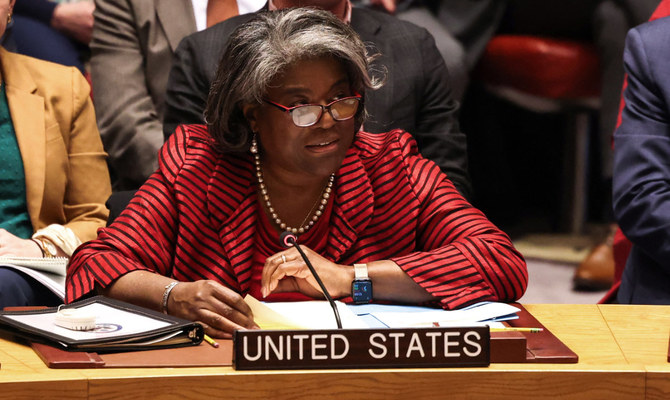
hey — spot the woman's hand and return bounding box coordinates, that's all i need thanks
[167,280,259,339]
[261,246,353,299]
[369,0,397,14]
[0,229,43,257]
[51,2,95,44]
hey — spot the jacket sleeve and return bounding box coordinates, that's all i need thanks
[613,26,670,271]
[90,0,164,189]
[66,127,188,303]
[61,67,111,242]
[390,131,527,309]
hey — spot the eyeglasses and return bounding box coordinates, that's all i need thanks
[263,96,362,127]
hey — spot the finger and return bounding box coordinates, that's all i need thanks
[272,277,301,294]
[268,261,313,293]
[197,321,233,340]
[200,303,258,333]
[261,252,295,297]
[209,290,257,328]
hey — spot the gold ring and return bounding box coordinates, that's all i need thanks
[281,255,287,264]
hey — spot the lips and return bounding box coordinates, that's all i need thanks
[305,138,339,152]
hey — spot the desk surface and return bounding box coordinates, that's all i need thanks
[1,304,667,400]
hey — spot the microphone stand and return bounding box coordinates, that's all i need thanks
[280,232,343,329]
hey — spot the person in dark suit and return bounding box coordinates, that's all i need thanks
[163,0,472,200]
[612,15,670,304]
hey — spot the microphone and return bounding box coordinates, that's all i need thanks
[279,231,343,329]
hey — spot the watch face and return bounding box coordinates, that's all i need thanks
[352,279,373,304]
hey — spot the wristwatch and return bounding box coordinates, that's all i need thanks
[35,237,58,258]
[352,263,373,304]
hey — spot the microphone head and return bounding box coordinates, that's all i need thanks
[279,231,297,248]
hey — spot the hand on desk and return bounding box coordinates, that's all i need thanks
[170,280,259,339]
[261,245,353,299]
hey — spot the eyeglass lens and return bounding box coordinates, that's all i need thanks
[292,98,359,127]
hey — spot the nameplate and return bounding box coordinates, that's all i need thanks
[233,327,490,370]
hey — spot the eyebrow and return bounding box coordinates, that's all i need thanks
[279,77,350,97]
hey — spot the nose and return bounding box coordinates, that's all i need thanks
[314,106,337,129]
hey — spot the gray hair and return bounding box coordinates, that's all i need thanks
[204,7,384,152]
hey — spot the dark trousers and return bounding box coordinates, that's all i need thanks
[0,268,62,309]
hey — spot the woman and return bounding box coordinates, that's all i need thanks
[0,0,111,307]
[66,8,527,338]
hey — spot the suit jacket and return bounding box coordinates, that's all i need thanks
[163,7,472,199]
[91,0,196,190]
[66,126,526,307]
[613,17,670,304]
[1,47,111,242]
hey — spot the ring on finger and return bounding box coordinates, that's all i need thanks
[281,254,287,264]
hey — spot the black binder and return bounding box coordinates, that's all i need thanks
[0,296,203,352]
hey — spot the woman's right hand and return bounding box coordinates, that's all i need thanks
[167,280,259,339]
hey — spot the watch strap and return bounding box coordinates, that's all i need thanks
[353,263,368,280]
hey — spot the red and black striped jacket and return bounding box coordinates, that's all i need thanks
[66,125,527,308]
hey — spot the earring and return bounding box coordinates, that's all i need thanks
[6,12,11,24]
[250,134,258,154]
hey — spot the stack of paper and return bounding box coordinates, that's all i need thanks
[245,296,520,330]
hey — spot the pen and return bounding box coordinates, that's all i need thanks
[203,334,220,348]
[490,327,544,333]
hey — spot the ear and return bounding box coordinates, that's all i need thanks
[242,103,260,133]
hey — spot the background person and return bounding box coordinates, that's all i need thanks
[0,0,111,308]
[90,0,264,191]
[67,9,527,338]
[612,14,670,304]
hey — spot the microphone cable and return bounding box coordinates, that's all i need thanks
[279,231,343,329]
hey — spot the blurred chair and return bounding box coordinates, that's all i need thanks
[475,35,600,234]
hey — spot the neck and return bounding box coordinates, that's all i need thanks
[256,156,335,234]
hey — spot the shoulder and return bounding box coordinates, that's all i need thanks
[351,8,432,40]
[354,129,420,162]
[624,17,670,88]
[179,13,255,49]
[628,17,670,56]
[159,124,217,174]
[2,50,86,97]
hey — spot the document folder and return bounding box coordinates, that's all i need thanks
[0,296,204,352]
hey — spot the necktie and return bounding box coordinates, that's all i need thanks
[206,0,239,28]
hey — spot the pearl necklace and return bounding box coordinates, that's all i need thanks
[252,139,334,235]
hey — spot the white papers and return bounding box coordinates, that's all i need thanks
[245,295,368,329]
[365,302,520,328]
[245,296,519,330]
[0,256,68,275]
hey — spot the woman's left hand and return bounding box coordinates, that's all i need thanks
[261,245,353,299]
[0,229,43,257]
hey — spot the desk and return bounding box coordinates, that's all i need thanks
[598,305,670,400]
[0,304,664,400]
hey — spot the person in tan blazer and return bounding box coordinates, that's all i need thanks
[0,0,111,307]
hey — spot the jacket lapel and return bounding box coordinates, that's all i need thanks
[156,0,197,52]
[326,144,374,260]
[1,49,46,225]
[208,154,258,293]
